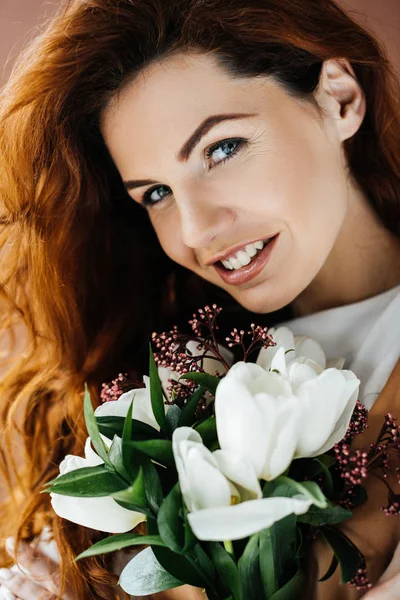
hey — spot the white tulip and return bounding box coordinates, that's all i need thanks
[256,325,345,373]
[50,435,146,533]
[215,357,360,482]
[94,375,162,430]
[172,427,313,541]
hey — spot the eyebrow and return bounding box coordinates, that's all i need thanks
[123,112,257,192]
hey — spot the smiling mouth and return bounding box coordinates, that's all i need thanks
[218,238,269,271]
[213,234,279,286]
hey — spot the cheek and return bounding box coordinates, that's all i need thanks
[267,123,346,243]
[151,215,195,267]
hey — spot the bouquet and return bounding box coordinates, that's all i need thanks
[43,305,400,599]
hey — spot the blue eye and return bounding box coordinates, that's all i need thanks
[142,184,171,207]
[205,137,245,165]
[142,137,246,207]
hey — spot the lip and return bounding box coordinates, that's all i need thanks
[205,234,279,266]
[213,234,279,286]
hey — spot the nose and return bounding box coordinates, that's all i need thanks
[177,193,236,249]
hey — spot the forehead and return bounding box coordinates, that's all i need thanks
[101,52,271,136]
[99,52,295,178]
[102,51,264,122]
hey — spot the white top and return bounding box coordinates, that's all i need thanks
[277,284,400,410]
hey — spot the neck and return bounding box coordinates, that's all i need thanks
[290,185,400,318]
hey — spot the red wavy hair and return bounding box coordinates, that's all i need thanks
[0,0,399,597]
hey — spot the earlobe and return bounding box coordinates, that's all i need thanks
[316,58,366,142]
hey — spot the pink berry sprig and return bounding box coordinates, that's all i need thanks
[152,305,231,376]
[225,323,276,361]
[100,372,136,403]
[336,410,400,514]
[334,443,369,487]
[381,490,400,516]
[343,401,369,443]
[347,557,372,591]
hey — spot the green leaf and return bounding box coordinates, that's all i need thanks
[158,483,185,553]
[43,465,127,497]
[119,547,184,595]
[259,514,297,597]
[178,386,205,427]
[96,415,161,441]
[180,372,220,394]
[208,542,242,600]
[194,416,218,449]
[152,545,207,588]
[269,568,307,600]
[75,534,166,561]
[149,345,167,431]
[165,404,182,436]
[273,476,327,509]
[84,383,112,467]
[147,516,207,588]
[314,453,336,469]
[121,398,136,477]
[96,415,126,439]
[112,467,148,509]
[128,439,175,469]
[297,503,352,526]
[191,544,217,593]
[182,505,197,553]
[320,526,360,584]
[238,534,264,600]
[108,436,131,482]
[142,460,163,514]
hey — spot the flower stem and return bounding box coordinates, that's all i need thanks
[223,540,234,558]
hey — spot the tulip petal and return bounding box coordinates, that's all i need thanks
[51,436,145,533]
[269,346,288,377]
[256,327,295,371]
[309,372,359,456]
[294,336,326,369]
[215,377,270,478]
[251,369,293,398]
[288,361,319,392]
[172,427,233,511]
[51,493,146,533]
[94,388,160,431]
[182,444,232,510]
[295,370,351,456]
[188,496,312,541]
[266,400,300,480]
[213,450,262,500]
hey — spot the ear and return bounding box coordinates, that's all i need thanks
[315,58,366,142]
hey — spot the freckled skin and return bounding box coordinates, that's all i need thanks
[100,51,400,317]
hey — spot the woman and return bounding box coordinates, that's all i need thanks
[0,0,399,598]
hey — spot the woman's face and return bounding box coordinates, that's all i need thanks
[100,52,352,314]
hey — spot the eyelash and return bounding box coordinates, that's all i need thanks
[141,137,247,208]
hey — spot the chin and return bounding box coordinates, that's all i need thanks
[231,289,287,315]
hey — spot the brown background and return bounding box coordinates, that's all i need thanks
[0,0,399,87]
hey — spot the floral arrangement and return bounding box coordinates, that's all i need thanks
[43,305,400,599]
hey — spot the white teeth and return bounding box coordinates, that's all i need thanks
[221,259,234,270]
[236,251,251,267]
[245,244,258,258]
[230,256,242,270]
[220,240,266,271]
